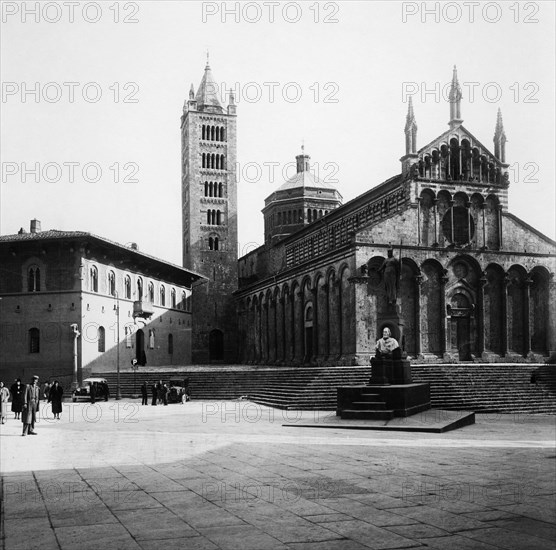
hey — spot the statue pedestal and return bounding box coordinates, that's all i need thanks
[337,357,430,420]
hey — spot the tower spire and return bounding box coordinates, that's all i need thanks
[448,65,463,129]
[404,96,418,155]
[493,107,507,162]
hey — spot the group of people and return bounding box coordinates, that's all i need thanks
[0,375,64,435]
[140,379,191,406]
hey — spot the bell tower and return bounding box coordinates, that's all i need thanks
[181,60,238,363]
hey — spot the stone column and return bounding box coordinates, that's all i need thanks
[310,287,318,363]
[501,274,509,357]
[523,278,532,356]
[481,203,487,250]
[433,198,439,247]
[440,270,449,358]
[262,301,269,363]
[478,272,487,357]
[497,204,504,250]
[289,292,295,363]
[416,197,421,245]
[414,274,423,357]
[349,273,371,365]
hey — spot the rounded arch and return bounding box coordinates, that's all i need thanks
[421,259,444,355]
[529,267,550,354]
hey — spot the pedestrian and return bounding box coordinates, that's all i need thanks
[151,382,157,406]
[90,381,97,404]
[101,381,110,401]
[22,375,40,436]
[183,377,191,403]
[140,381,148,406]
[10,378,24,420]
[48,380,64,420]
[163,382,169,406]
[157,380,164,405]
[0,382,10,424]
[43,381,51,401]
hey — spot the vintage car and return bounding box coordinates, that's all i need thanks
[72,378,110,402]
[168,379,191,403]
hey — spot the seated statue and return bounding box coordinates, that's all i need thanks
[375,327,401,360]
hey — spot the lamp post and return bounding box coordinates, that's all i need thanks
[70,324,80,390]
[114,290,122,400]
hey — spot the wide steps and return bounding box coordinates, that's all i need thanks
[94,364,556,413]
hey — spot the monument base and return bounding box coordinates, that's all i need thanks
[337,383,430,420]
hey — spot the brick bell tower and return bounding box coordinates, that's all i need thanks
[181,59,238,363]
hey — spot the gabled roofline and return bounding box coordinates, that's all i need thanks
[417,124,506,167]
[503,213,556,247]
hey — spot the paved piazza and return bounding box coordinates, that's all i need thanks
[1,400,555,550]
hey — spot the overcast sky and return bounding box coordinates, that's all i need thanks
[1,1,554,265]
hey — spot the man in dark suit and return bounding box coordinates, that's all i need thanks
[22,375,40,436]
[140,381,148,406]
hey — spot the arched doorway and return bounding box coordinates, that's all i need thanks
[449,293,472,360]
[136,329,146,365]
[209,329,224,361]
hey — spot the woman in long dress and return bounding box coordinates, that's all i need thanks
[0,382,10,424]
[10,378,24,419]
[48,381,64,420]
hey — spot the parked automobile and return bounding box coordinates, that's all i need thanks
[72,378,110,402]
[168,379,191,403]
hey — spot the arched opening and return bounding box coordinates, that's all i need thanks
[209,329,224,361]
[449,293,472,360]
[136,329,146,365]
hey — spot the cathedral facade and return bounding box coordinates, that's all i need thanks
[233,68,556,365]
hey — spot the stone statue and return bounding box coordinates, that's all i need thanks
[375,327,400,360]
[378,249,400,305]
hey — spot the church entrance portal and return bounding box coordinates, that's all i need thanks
[450,293,472,361]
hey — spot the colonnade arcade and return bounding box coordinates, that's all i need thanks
[415,137,507,185]
[237,255,553,365]
[237,265,355,365]
[368,254,552,361]
[418,188,503,250]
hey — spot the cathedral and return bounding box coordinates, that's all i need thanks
[183,64,555,365]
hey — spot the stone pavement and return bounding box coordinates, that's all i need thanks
[0,400,555,550]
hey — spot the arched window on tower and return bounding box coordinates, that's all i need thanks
[216,210,222,225]
[207,210,211,224]
[181,291,186,310]
[171,288,176,308]
[208,237,214,250]
[148,281,154,302]
[216,155,220,170]
[202,125,205,140]
[218,182,223,197]
[211,126,215,141]
[137,277,143,299]
[204,181,208,196]
[221,155,226,170]
[28,266,41,292]
[221,127,226,141]
[160,285,166,306]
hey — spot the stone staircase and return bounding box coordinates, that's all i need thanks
[94,364,556,413]
[411,364,556,413]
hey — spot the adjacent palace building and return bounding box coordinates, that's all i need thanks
[0,223,205,385]
[220,66,554,365]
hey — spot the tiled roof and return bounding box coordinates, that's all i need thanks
[0,230,206,281]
